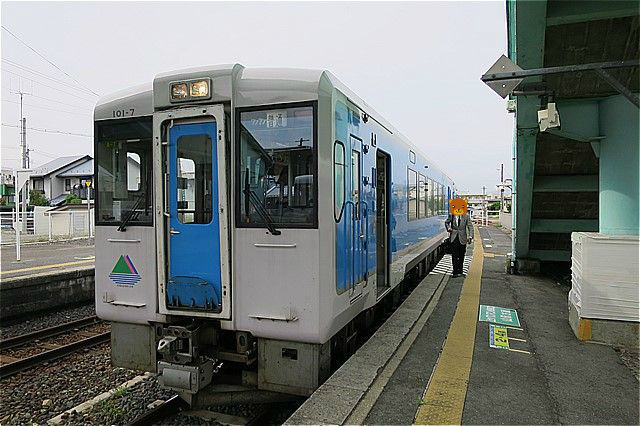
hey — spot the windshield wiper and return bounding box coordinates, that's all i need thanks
[117,195,144,232]
[243,170,280,235]
[243,188,281,236]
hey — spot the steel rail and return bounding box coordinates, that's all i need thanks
[0,331,110,379]
[127,394,186,426]
[0,316,101,352]
[246,406,273,426]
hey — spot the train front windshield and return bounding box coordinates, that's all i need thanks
[95,117,153,226]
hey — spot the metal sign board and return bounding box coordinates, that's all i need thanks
[482,54,523,98]
[14,169,32,193]
[479,304,521,327]
[489,324,510,350]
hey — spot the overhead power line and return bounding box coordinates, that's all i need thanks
[1,143,70,159]
[2,123,93,138]
[2,59,98,98]
[28,93,93,111]
[1,25,100,96]
[3,99,92,117]
[29,149,57,159]
[2,69,98,103]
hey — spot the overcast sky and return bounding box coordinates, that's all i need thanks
[1,1,513,193]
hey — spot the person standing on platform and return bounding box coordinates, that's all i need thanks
[445,198,474,277]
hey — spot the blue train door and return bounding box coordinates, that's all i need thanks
[349,135,367,299]
[166,122,222,313]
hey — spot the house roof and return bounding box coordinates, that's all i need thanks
[49,200,94,211]
[31,155,91,177]
[49,194,68,206]
[58,159,94,177]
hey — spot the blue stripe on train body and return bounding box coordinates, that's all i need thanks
[334,99,454,294]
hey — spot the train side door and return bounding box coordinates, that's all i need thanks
[349,135,366,299]
[376,150,390,297]
[167,121,223,314]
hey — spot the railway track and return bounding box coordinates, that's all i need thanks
[127,395,186,426]
[0,316,110,380]
[127,393,281,426]
[0,315,101,350]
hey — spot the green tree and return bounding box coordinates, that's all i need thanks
[489,201,501,211]
[65,194,82,205]
[29,190,49,206]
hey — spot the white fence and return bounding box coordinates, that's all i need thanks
[499,211,513,233]
[0,207,94,244]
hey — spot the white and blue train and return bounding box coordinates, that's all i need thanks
[94,65,456,403]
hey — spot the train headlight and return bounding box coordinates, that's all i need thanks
[189,80,209,98]
[170,83,188,100]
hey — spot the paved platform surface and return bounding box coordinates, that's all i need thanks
[1,240,94,279]
[287,225,639,425]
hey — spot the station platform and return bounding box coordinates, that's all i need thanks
[1,239,94,279]
[286,225,639,425]
[0,240,95,321]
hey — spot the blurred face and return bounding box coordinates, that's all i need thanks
[449,198,468,216]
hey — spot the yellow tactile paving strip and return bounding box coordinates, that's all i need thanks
[414,226,483,425]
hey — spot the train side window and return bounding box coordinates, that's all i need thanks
[418,174,426,219]
[334,141,346,221]
[407,168,417,221]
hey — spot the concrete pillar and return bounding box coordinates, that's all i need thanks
[598,95,639,236]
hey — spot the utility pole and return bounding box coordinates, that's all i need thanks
[482,185,487,226]
[500,163,504,213]
[11,87,32,170]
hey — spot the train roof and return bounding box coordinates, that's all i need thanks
[94,64,454,184]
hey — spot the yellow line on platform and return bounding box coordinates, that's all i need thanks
[414,226,483,425]
[1,259,94,276]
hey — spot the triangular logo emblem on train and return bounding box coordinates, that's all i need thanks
[109,255,141,286]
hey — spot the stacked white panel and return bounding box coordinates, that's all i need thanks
[569,232,639,322]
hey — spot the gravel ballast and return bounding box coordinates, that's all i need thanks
[0,304,96,339]
[0,343,139,425]
[61,376,175,425]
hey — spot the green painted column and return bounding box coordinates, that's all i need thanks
[511,0,547,260]
[514,96,540,258]
[598,95,640,235]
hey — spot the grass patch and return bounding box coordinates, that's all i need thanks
[94,399,126,422]
[112,386,129,398]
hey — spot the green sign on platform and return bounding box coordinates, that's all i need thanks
[479,305,520,327]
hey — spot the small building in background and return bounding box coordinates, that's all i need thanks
[0,167,15,208]
[29,155,93,206]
